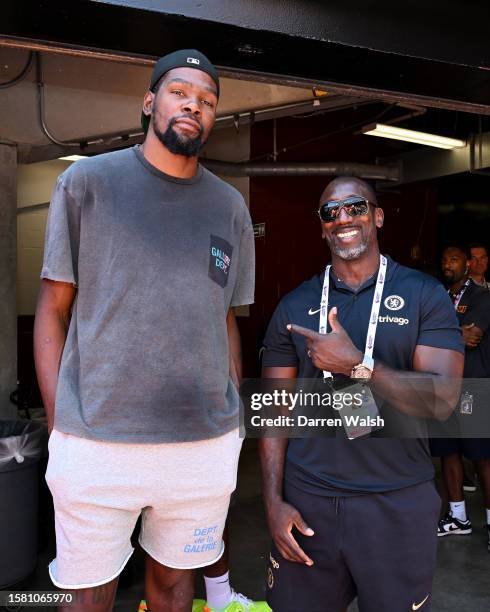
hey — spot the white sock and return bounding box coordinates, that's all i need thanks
[204,571,232,610]
[486,508,490,525]
[449,500,467,522]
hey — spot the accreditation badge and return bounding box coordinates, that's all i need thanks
[338,383,383,440]
[460,390,473,415]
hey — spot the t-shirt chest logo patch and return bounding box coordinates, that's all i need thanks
[456,305,468,313]
[209,235,233,288]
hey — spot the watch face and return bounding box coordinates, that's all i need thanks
[352,366,372,379]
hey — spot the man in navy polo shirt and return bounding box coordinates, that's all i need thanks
[431,246,490,549]
[259,177,464,612]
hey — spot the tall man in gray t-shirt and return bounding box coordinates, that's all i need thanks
[34,50,255,612]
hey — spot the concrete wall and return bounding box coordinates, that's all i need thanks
[0,145,17,418]
[17,159,71,315]
[202,125,250,209]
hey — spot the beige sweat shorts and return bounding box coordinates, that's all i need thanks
[45,427,242,589]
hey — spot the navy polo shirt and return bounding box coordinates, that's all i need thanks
[456,280,490,378]
[262,256,464,495]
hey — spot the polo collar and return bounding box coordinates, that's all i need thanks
[328,254,397,294]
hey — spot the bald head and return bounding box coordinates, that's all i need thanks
[317,175,384,262]
[319,177,378,206]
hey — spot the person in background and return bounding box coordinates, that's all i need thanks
[463,242,489,491]
[468,243,489,290]
[431,246,490,552]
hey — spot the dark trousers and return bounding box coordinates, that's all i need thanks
[267,480,441,612]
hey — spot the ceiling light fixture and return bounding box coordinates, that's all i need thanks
[361,123,466,150]
[58,155,87,161]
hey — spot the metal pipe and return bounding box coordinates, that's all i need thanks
[36,52,81,148]
[0,50,34,89]
[17,202,49,214]
[201,160,400,181]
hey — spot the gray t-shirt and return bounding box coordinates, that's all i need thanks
[41,146,255,443]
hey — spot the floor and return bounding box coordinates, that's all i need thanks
[7,439,490,611]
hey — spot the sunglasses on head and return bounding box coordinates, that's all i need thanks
[318,195,376,223]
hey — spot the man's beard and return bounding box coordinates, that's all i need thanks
[443,269,467,286]
[442,270,455,284]
[333,242,368,260]
[154,117,204,157]
[326,232,369,260]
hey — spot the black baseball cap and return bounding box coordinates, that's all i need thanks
[141,49,220,133]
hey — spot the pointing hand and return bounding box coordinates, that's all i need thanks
[287,307,363,376]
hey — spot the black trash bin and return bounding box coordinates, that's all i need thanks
[0,420,48,588]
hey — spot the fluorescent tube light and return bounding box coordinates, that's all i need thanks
[58,155,87,161]
[362,123,466,150]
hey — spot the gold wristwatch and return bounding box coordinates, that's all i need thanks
[350,355,374,380]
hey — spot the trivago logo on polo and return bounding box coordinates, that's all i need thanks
[378,315,410,326]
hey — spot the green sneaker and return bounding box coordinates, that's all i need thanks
[199,590,271,612]
[142,599,210,612]
[192,600,207,612]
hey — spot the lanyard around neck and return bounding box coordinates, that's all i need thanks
[319,254,388,380]
[449,279,470,308]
